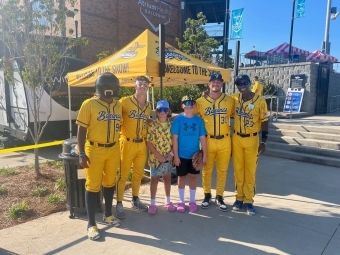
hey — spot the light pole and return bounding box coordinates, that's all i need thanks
[322,0,340,55]
[74,8,79,58]
[288,0,296,63]
[222,0,230,93]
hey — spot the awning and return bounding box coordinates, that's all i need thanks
[244,50,267,61]
[306,50,339,63]
[265,42,310,56]
[67,29,230,87]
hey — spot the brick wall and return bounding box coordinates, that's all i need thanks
[67,0,182,63]
[328,72,340,112]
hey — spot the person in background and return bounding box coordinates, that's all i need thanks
[146,100,176,215]
[251,76,264,96]
[171,96,207,213]
[76,72,122,240]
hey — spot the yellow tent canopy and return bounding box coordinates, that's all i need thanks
[67,29,230,87]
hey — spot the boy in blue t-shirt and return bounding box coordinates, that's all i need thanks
[171,95,207,213]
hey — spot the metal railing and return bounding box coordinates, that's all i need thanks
[264,95,295,122]
[329,95,340,113]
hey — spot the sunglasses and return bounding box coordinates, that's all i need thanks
[236,81,250,86]
[156,107,169,113]
[182,100,195,106]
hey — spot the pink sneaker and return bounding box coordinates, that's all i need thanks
[189,202,197,213]
[165,202,176,212]
[177,203,185,213]
[148,205,157,215]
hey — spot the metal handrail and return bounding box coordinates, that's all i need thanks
[329,95,340,113]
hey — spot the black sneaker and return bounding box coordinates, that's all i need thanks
[245,203,256,216]
[215,195,228,212]
[232,200,243,211]
[201,193,211,209]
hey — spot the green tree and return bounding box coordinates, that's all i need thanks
[96,50,111,61]
[257,77,278,96]
[0,0,87,175]
[176,12,220,63]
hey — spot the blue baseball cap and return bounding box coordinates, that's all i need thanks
[209,72,223,82]
[156,100,169,109]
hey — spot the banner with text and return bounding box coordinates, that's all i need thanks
[230,8,244,40]
[296,0,306,18]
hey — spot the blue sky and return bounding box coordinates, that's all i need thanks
[204,0,340,69]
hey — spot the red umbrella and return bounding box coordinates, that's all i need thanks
[265,42,310,56]
[306,50,338,63]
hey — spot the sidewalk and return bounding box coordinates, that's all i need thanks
[0,155,339,255]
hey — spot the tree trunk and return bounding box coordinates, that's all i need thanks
[34,148,40,176]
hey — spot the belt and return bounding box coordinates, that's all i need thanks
[207,134,228,139]
[234,131,258,138]
[89,141,116,147]
[126,138,145,143]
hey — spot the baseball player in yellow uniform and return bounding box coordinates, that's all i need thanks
[251,76,264,96]
[195,73,234,212]
[231,74,268,216]
[76,72,122,240]
[116,76,152,218]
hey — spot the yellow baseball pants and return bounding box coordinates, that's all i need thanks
[202,136,231,196]
[116,139,147,201]
[84,141,120,193]
[232,134,259,204]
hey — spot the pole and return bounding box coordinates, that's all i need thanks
[222,0,230,93]
[75,20,78,58]
[233,40,240,93]
[159,24,165,100]
[288,0,296,63]
[68,86,72,138]
[181,0,186,41]
[323,0,332,54]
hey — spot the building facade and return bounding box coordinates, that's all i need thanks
[66,0,182,63]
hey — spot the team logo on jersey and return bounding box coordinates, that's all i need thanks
[204,107,227,116]
[235,108,253,119]
[183,123,196,131]
[128,110,149,120]
[97,111,121,121]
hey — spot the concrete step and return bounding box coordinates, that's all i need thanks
[267,135,340,150]
[269,123,340,135]
[264,148,340,168]
[268,129,340,142]
[267,141,340,158]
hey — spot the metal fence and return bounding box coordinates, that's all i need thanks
[264,95,295,122]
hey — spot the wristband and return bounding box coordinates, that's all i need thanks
[79,152,86,157]
[261,142,266,145]
[262,131,268,139]
[169,152,174,156]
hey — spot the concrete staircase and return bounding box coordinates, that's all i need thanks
[265,123,340,168]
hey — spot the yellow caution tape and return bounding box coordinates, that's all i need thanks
[0,140,64,154]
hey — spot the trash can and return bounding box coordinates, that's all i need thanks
[59,138,102,219]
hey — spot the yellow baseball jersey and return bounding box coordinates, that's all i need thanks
[76,97,122,144]
[120,95,152,139]
[195,94,235,136]
[147,119,172,168]
[232,93,268,134]
[251,81,264,96]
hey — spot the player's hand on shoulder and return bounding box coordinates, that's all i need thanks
[202,89,209,98]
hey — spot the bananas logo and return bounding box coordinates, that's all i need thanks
[108,42,146,63]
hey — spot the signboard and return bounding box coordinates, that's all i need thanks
[283,88,304,113]
[290,74,306,89]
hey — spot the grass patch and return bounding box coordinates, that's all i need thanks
[8,201,29,220]
[0,185,7,196]
[54,178,66,191]
[46,160,63,169]
[47,194,66,206]
[0,167,18,176]
[32,186,49,197]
